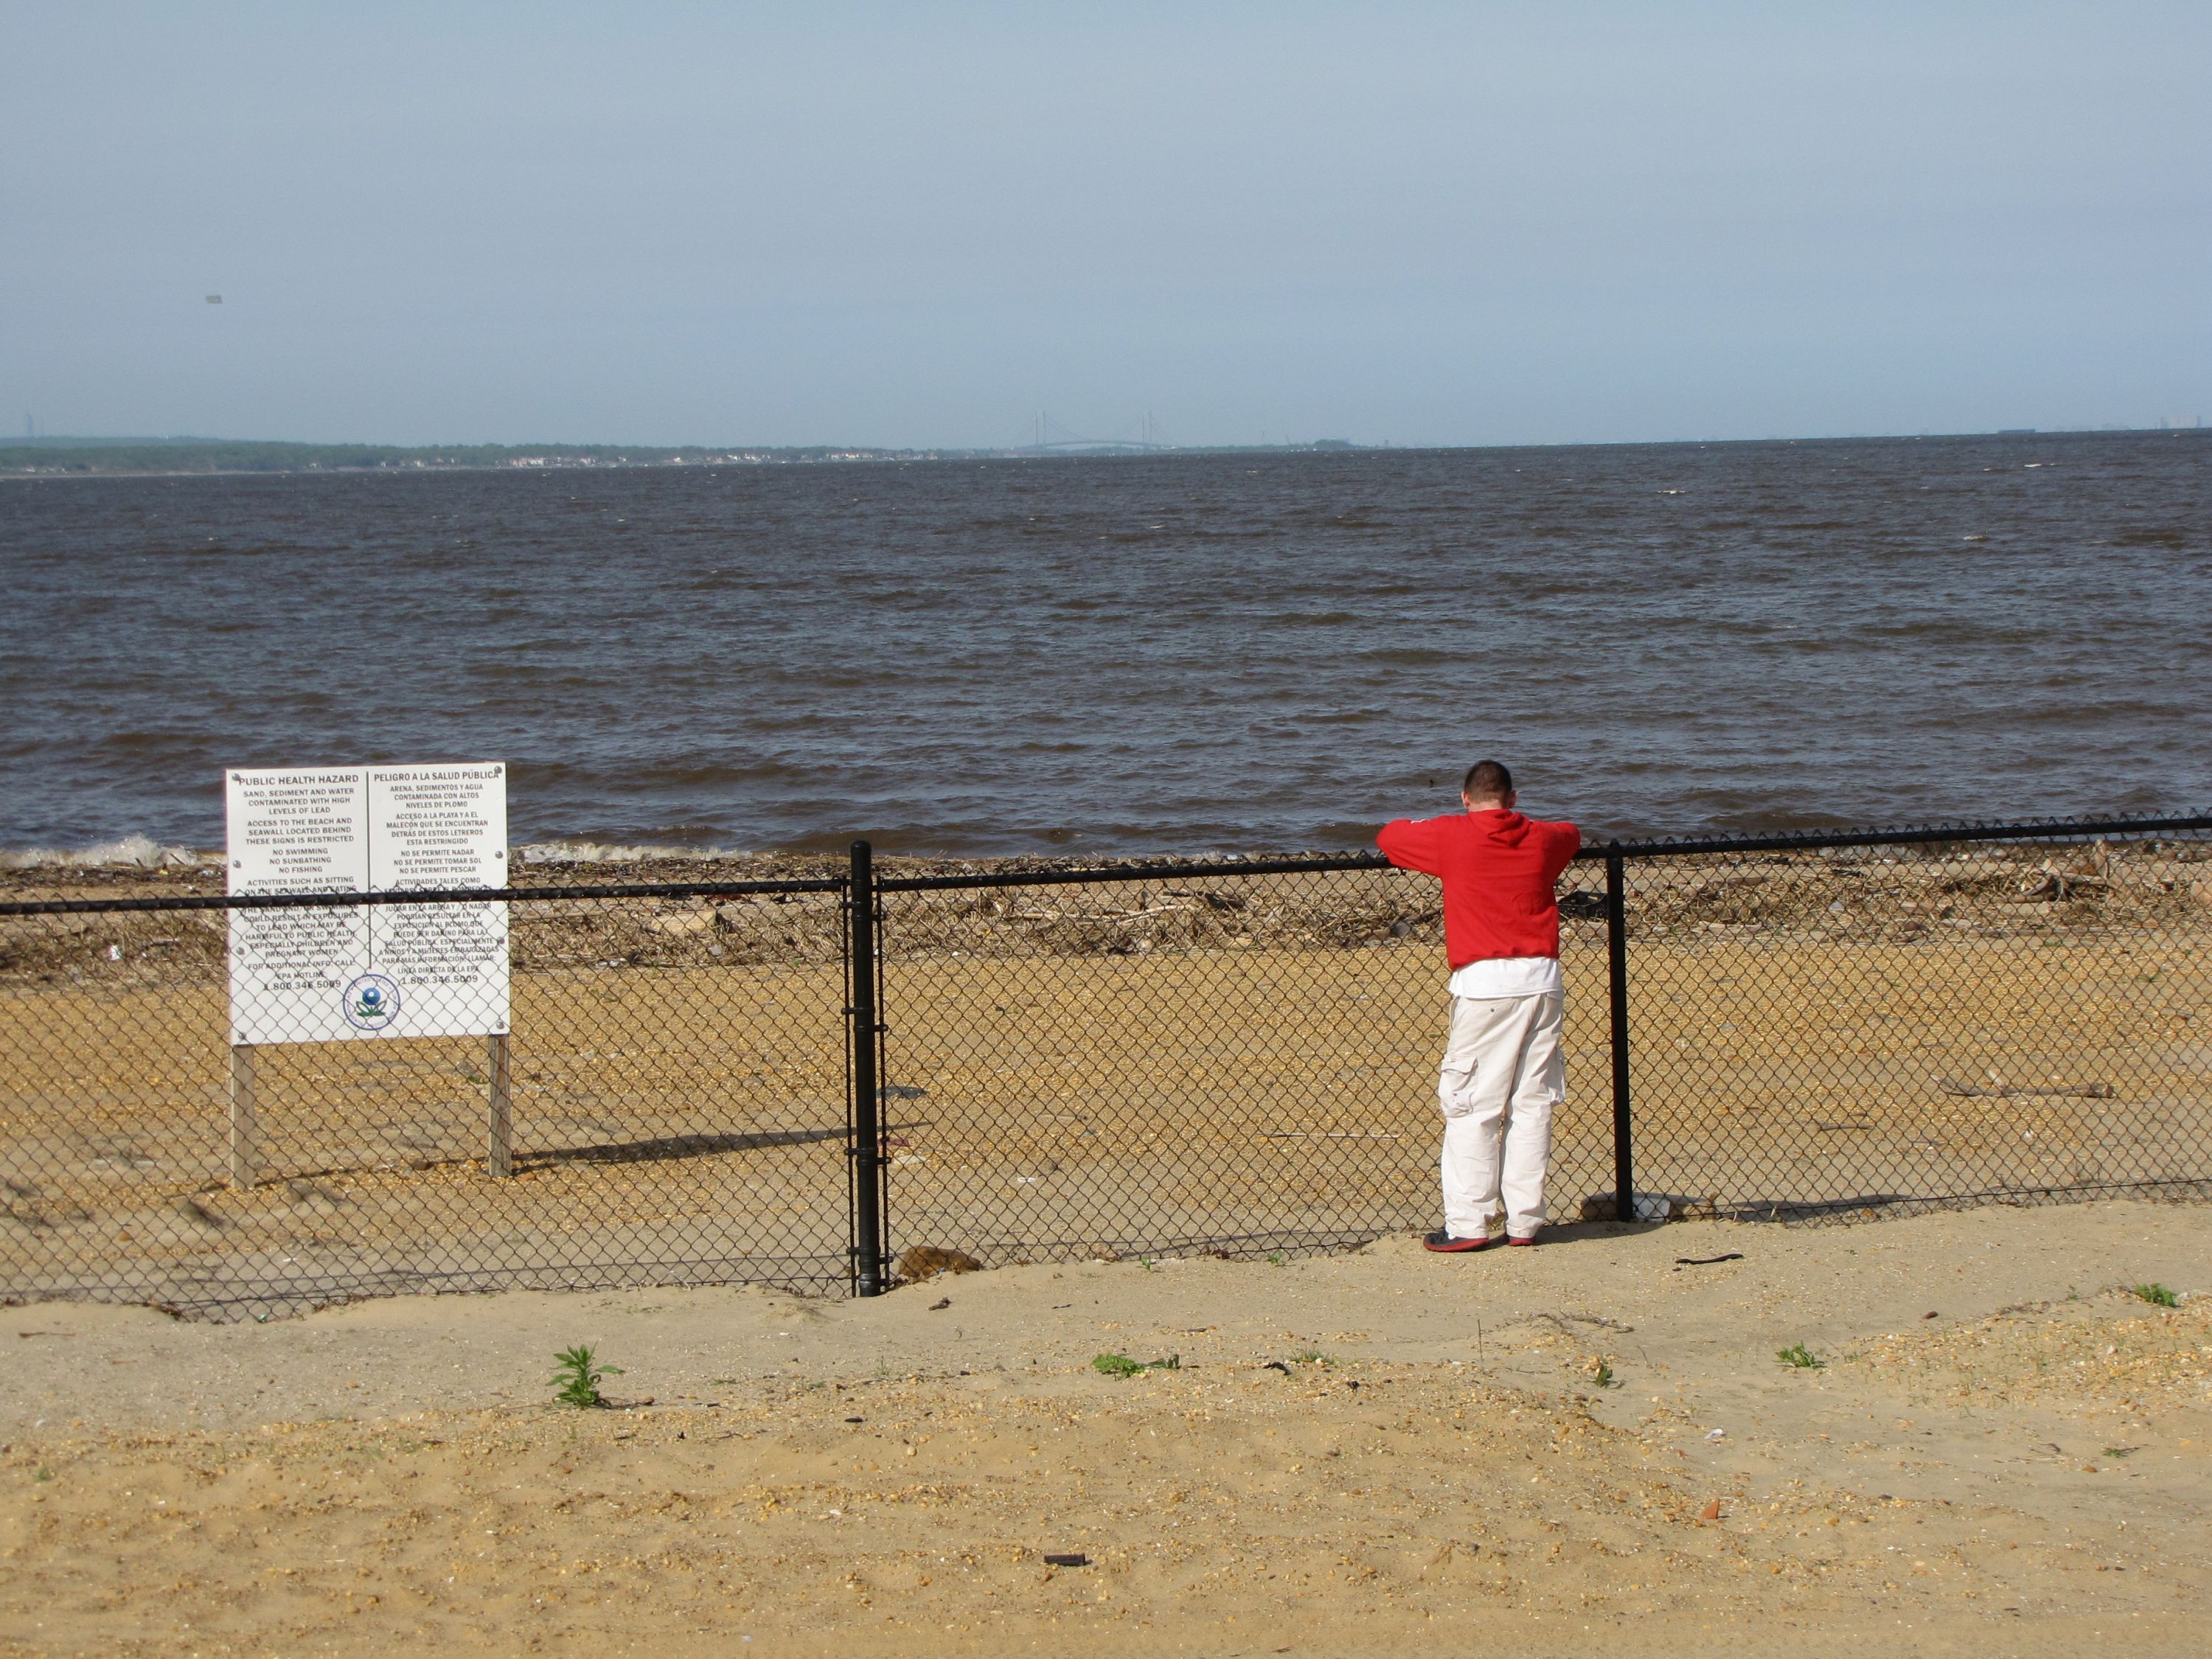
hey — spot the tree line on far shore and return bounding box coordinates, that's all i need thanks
[0,439,919,476]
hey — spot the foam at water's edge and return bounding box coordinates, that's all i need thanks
[0,837,761,871]
[515,841,744,865]
[0,835,211,870]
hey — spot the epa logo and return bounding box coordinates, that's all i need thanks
[341,973,401,1032]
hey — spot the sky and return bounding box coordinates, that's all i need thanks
[4,1,2207,450]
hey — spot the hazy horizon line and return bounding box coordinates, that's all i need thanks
[10,422,2206,458]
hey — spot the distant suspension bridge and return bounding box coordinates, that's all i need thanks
[1009,411,1173,453]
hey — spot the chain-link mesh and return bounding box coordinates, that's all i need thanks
[6,819,2208,1318]
[0,879,850,1319]
[1621,827,2212,1222]
[873,859,1613,1270]
[874,826,2212,1272]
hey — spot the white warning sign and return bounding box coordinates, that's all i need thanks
[226,764,509,1046]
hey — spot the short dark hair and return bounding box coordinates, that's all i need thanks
[1461,759,1514,800]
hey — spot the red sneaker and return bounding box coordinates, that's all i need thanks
[1422,1230,1495,1253]
[1506,1232,1541,1248]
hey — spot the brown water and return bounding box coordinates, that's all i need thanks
[3,430,2207,855]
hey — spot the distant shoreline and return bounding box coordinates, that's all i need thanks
[4,426,2202,480]
[1,437,1343,479]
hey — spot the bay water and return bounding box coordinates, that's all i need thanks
[4,430,2206,858]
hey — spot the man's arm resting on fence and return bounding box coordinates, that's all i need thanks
[1543,822,1583,880]
[1377,816,1452,876]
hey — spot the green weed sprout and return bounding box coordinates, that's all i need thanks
[1591,1361,1617,1388]
[1776,1343,1824,1370]
[551,1343,623,1408]
[1093,1352,1178,1378]
[2132,1283,2178,1307]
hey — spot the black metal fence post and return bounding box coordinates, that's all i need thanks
[1604,843,1635,1223]
[847,839,886,1295]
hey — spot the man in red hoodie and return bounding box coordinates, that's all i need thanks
[1377,760,1582,1251]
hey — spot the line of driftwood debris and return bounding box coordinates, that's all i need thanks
[1935,1072,2115,1100]
[4,838,2205,990]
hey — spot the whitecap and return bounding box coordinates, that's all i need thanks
[0,835,210,870]
[516,841,742,866]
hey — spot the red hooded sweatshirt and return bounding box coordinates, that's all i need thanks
[1377,810,1582,968]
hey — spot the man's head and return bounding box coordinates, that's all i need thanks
[1461,759,1515,811]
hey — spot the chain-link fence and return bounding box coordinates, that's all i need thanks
[1616,823,2212,1223]
[3,815,2207,1319]
[865,821,2212,1272]
[870,857,1613,1268]
[0,876,852,1319]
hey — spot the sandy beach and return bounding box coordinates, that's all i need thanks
[4,1200,2210,1655]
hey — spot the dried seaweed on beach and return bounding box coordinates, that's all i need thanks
[1,840,2205,990]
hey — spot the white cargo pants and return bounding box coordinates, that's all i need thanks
[1436,992,1565,1240]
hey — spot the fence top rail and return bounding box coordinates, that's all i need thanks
[874,812,2209,892]
[1602,812,2212,860]
[874,852,1391,893]
[0,874,849,918]
[4,812,2202,916]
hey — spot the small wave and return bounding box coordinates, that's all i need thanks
[516,840,745,866]
[0,834,210,870]
[1360,647,1454,667]
[7,835,760,871]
